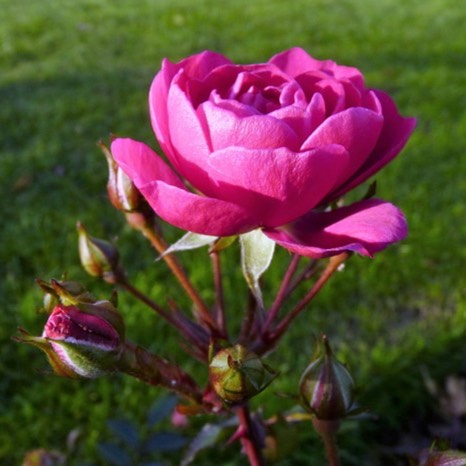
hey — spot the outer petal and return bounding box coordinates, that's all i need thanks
[329,90,416,199]
[111,138,184,189]
[207,144,350,227]
[301,107,384,180]
[111,138,258,236]
[166,72,216,192]
[139,181,258,236]
[263,198,407,258]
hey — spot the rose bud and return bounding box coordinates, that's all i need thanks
[77,222,122,284]
[17,302,124,378]
[209,344,277,404]
[100,140,143,213]
[299,335,354,421]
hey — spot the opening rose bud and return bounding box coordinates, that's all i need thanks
[43,304,122,378]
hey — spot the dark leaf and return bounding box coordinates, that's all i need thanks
[181,423,225,466]
[147,394,178,427]
[98,442,132,466]
[108,419,139,449]
[144,431,188,453]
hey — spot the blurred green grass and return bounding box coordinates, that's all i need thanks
[1,0,466,464]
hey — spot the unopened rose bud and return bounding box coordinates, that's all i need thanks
[299,335,354,421]
[100,141,143,213]
[209,344,277,404]
[17,301,124,378]
[77,222,122,284]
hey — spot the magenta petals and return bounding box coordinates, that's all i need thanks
[110,138,184,189]
[199,100,300,151]
[207,144,349,227]
[138,181,258,236]
[301,107,384,181]
[117,49,414,257]
[263,198,408,258]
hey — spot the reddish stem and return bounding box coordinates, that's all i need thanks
[262,254,300,331]
[139,224,216,330]
[312,418,341,466]
[210,250,228,338]
[235,404,265,466]
[270,253,349,342]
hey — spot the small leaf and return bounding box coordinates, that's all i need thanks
[144,432,187,453]
[240,229,275,308]
[107,419,139,449]
[181,423,224,466]
[147,394,178,427]
[98,442,132,466]
[158,232,217,259]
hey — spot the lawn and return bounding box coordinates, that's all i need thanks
[1,0,466,464]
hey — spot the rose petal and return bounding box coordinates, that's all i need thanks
[207,144,349,227]
[301,107,384,181]
[199,100,299,151]
[330,90,416,199]
[166,72,217,193]
[138,181,258,236]
[111,138,184,189]
[264,198,407,258]
[269,47,329,77]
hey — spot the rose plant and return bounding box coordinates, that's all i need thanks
[19,48,419,465]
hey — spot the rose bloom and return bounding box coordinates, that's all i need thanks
[112,48,415,258]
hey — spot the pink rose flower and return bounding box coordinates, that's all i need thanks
[112,47,415,257]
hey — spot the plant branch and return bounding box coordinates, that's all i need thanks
[210,250,228,338]
[312,418,341,466]
[116,275,209,353]
[270,253,349,342]
[139,223,216,330]
[262,254,300,331]
[235,404,265,466]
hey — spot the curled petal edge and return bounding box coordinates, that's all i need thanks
[263,198,408,258]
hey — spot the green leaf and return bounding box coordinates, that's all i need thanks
[240,229,275,308]
[158,231,217,259]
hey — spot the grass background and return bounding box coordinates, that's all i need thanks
[1,0,466,464]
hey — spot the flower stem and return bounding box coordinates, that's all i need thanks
[210,250,228,338]
[139,224,216,329]
[312,418,341,466]
[262,254,300,331]
[270,253,349,342]
[117,276,209,353]
[235,404,265,466]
